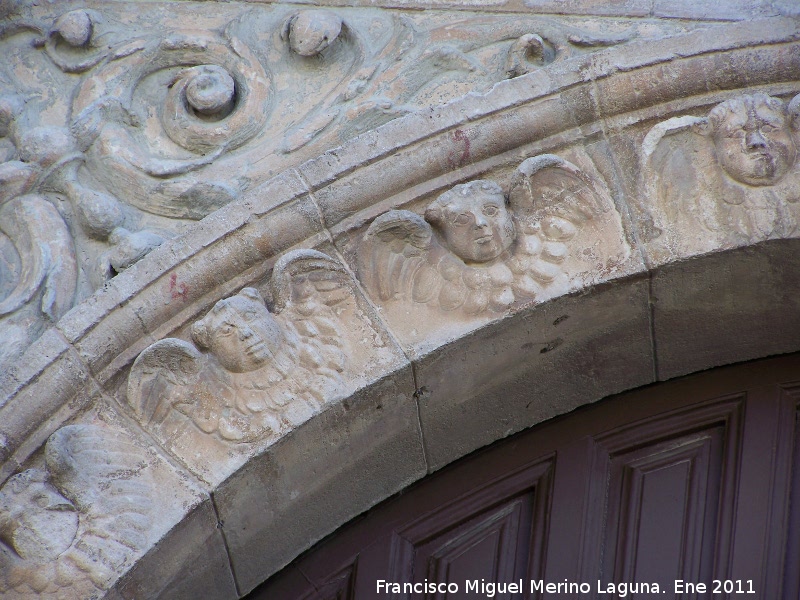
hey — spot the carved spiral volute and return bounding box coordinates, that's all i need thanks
[73,30,272,156]
[155,35,271,153]
[67,29,273,218]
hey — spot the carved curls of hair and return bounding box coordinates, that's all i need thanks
[425,180,506,227]
[706,93,788,137]
[191,288,265,350]
[191,318,211,350]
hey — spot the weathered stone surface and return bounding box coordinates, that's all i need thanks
[414,275,654,471]
[114,499,237,600]
[0,340,94,482]
[0,2,798,597]
[214,364,425,594]
[652,238,800,381]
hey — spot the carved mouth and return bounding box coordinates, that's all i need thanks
[475,235,494,244]
[746,150,772,161]
[746,153,777,177]
[246,341,267,356]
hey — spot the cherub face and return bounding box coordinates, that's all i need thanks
[0,470,77,562]
[428,184,515,263]
[711,98,797,186]
[199,292,283,373]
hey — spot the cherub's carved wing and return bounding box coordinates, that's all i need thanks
[272,249,351,313]
[272,249,351,378]
[359,209,434,303]
[503,154,622,295]
[638,115,709,241]
[507,154,614,285]
[0,425,158,597]
[48,425,156,594]
[126,338,204,427]
[509,154,611,225]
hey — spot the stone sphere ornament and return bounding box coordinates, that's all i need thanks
[52,10,93,48]
[17,127,76,167]
[285,10,343,57]
[184,65,236,118]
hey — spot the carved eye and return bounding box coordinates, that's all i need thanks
[453,213,471,225]
[219,324,235,336]
[760,124,778,133]
[483,205,499,217]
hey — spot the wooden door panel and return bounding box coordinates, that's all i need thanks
[781,385,800,599]
[316,565,356,600]
[384,460,553,599]
[609,434,719,585]
[595,398,744,593]
[249,356,800,600]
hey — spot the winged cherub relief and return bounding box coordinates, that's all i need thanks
[0,424,158,599]
[126,250,349,458]
[639,92,800,261]
[359,154,624,317]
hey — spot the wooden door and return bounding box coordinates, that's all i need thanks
[250,354,800,599]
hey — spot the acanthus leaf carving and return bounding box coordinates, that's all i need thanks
[0,195,77,367]
[0,99,166,368]
[69,23,272,219]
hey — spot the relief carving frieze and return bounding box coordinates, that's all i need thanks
[0,4,796,596]
[638,92,800,263]
[356,153,633,346]
[0,1,715,369]
[0,423,173,599]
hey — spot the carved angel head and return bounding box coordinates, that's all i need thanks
[191,287,284,373]
[0,469,77,563]
[425,180,515,264]
[705,93,797,187]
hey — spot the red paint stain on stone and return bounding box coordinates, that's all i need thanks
[447,128,471,168]
[169,272,188,301]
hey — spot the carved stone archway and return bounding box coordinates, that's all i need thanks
[1,2,799,598]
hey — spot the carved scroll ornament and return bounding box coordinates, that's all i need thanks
[0,3,654,369]
[359,155,623,316]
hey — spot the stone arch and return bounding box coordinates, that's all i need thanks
[1,6,799,598]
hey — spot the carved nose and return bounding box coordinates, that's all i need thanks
[473,213,488,228]
[238,325,254,340]
[745,129,767,150]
